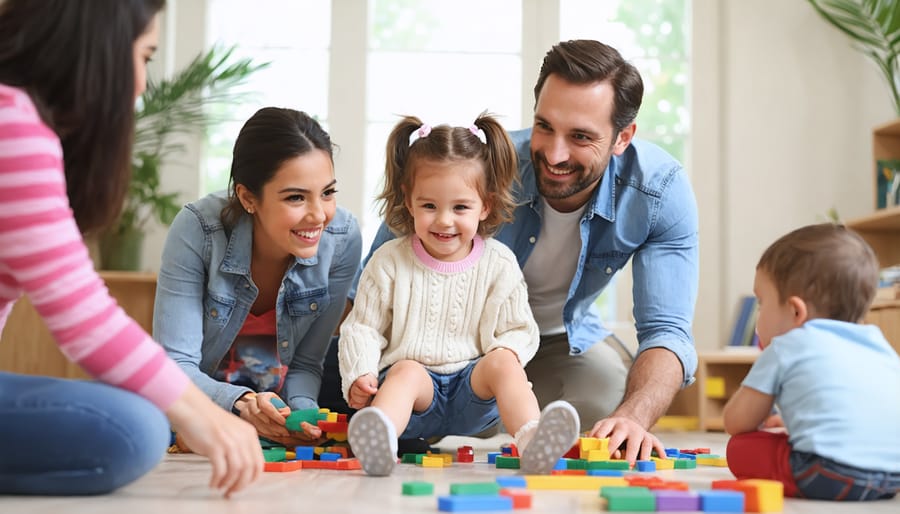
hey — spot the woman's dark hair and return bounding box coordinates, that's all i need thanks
[0,0,166,234]
[222,107,335,228]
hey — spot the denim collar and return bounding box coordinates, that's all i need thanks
[218,214,319,276]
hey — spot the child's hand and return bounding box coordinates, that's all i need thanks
[348,374,378,409]
[234,392,292,440]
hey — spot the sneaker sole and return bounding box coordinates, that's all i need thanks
[348,408,397,476]
[520,401,580,475]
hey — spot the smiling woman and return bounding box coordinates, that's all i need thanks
[152,107,362,448]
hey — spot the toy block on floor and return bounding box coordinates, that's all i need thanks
[495,456,520,469]
[634,460,656,472]
[495,476,527,488]
[437,494,513,512]
[456,445,475,463]
[487,452,501,464]
[654,490,700,511]
[699,490,745,512]
[402,481,434,496]
[651,457,675,470]
[714,479,783,512]
[600,486,655,512]
[263,447,287,462]
[673,458,697,469]
[450,482,501,495]
[579,437,610,460]
[422,456,445,468]
[499,488,532,509]
[263,460,302,472]
[525,475,627,490]
[696,455,728,467]
[586,459,630,470]
[293,446,315,460]
[551,469,587,476]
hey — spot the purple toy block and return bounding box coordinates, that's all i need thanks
[654,490,700,511]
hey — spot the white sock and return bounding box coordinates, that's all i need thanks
[513,419,539,453]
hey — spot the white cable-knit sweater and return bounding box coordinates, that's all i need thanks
[339,235,539,402]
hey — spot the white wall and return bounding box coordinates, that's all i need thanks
[149,0,895,352]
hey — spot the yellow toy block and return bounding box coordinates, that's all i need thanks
[524,475,627,490]
[705,376,726,399]
[697,457,728,467]
[653,415,700,431]
[579,437,609,460]
[587,449,613,461]
[330,432,348,442]
[285,451,296,460]
[326,412,338,422]
[421,456,444,467]
[651,457,675,470]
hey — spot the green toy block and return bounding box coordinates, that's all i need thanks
[674,458,697,469]
[565,458,587,470]
[401,481,434,496]
[601,486,655,512]
[449,482,501,495]
[401,453,421,464]
[495,456,521,469]
[586,460,630,470]
[262,447,287,462]
[285,408,321,431]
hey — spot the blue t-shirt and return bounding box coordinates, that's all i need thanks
[743,319,900,471]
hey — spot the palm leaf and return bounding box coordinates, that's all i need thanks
[808,0,900,115]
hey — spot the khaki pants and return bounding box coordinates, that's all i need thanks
[524,333,629,432]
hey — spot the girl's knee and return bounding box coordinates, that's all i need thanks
[385,359,428,381]
[479,348,522,373]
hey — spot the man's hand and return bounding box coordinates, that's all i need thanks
[348,374,378,409]
[588,415,666,464]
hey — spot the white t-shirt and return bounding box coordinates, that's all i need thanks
[522,199,586,335]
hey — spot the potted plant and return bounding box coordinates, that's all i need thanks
[807,0,900,116]
[99,46,267,270]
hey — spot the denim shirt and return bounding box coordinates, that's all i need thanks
[154,192,362,411]
[357,129,698,385]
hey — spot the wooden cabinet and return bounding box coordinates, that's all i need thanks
[0,271,157,379]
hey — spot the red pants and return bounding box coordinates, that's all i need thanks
[726,431,799,497]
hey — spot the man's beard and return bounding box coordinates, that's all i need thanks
[533,152,606,200]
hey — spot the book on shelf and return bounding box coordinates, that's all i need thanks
[728,295,759,347]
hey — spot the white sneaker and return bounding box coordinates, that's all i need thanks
[520,400,580,475]
[348,407,398,476]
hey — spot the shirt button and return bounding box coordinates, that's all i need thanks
[605,266,613,274]
[529,236,536,244]
[310,302,318,311]
[244,282,250,288]
[281,341,289,348]
[210,308,218,318]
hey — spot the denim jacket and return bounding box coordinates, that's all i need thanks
[358,129,698,385]
[154,192,362,411]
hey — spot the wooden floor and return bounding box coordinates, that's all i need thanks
[2,431,898,513]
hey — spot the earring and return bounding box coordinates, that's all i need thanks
[246,207,254,214]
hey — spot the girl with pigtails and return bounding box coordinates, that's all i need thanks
[339,113,579,476]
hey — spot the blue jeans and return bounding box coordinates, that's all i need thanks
[379,359,499,440]
[791,451,900,501]
[0,372,170,495]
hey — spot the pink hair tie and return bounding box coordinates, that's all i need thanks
[408,124,432,147]
[469,125,487,144]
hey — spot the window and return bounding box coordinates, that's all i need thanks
[204,0,332,194]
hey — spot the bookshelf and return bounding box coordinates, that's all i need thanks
[846,118,900,355]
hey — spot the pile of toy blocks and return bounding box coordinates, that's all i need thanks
[262,407,360,472]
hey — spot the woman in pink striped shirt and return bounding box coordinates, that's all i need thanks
[0,0,262,496]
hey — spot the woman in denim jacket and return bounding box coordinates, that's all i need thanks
[154,107,362,446]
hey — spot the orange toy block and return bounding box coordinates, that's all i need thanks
[500,488,533,509]
[713,479,783,512]
[318,420,349,433]
[264,460,302,472]
[551,469,587,476]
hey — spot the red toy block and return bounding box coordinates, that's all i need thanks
[317,420,349,433]
[551,469,588,476]
[562,443,581,460]
[264,460,302,472]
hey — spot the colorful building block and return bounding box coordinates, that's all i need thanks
[699,490,745,512]
[499,488,532,509]
[450,482,501,495]
[654,490,700,511]
[524,475,627,490]
[263,460,302,472]
[600,486,655,512]
[402,481,434,496]
[437,495,513,512]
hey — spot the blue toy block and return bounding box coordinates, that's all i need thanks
[635,460,656,472]
[293,446,315,460]
[665,448,680,457]
[699,490,745,512]
[437,495,513,512]
[486,451,501,464]
[319,452,340,461]
[553,458,567,470]
[495,475,527,488]
[586,469,625,477]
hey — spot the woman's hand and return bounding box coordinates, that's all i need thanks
[347,374,378,409]
[233,391,293,440]
[166,384,263,498]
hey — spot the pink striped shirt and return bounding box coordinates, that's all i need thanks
[0,84,188,410]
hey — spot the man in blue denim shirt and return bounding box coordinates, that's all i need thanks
[329,39,699,462]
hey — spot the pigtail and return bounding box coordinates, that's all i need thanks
[473,113,519,237]
[378,115,423,236]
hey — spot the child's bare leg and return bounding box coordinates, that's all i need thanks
[471,348,579,474]
[372,359,435,435]
[470,348,540,433]
[348,360,433,476]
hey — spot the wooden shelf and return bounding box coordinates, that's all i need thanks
[0,271,158,379]
[696,350,759,432]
